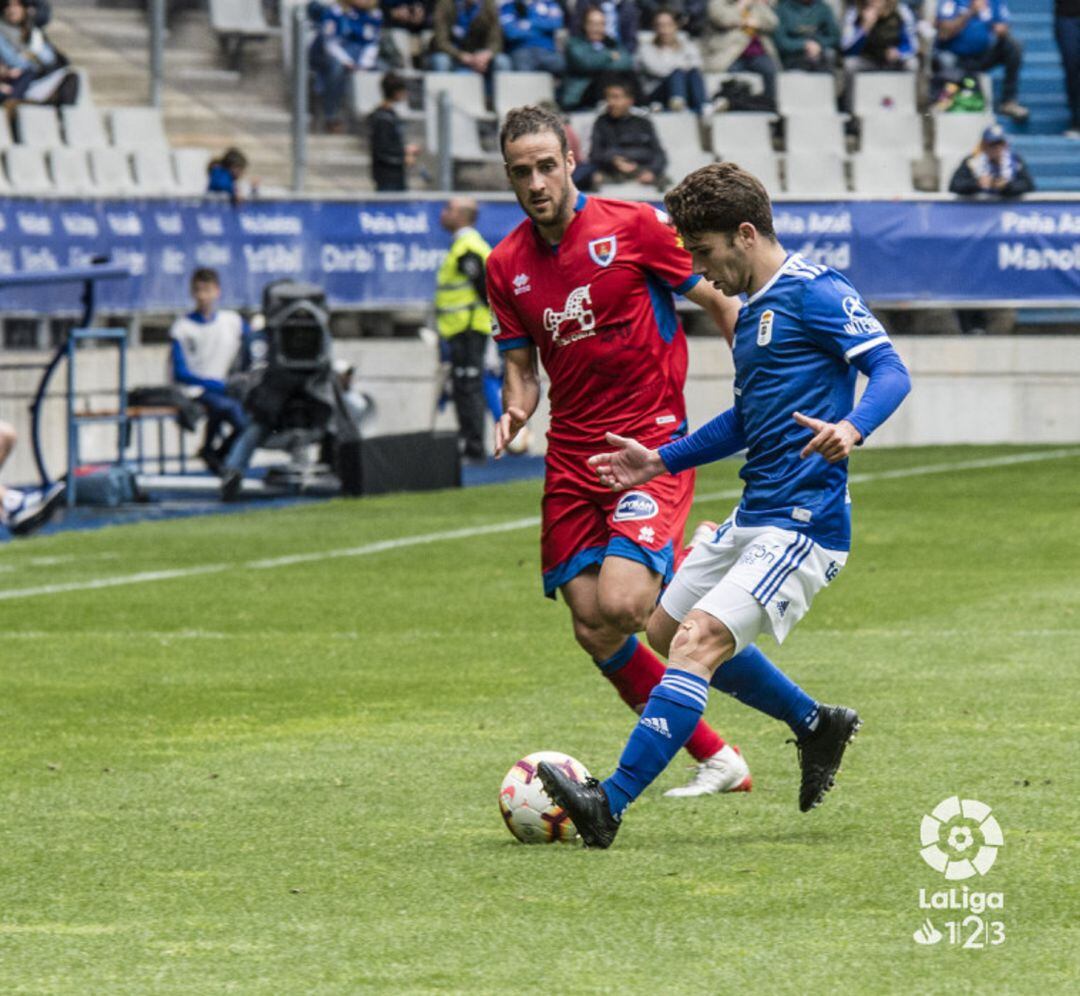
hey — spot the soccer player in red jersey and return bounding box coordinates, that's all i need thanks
[487,105,751,795]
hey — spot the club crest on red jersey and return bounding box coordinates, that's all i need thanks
[588,236,617,268]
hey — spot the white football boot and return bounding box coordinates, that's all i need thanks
[664,744,753,797]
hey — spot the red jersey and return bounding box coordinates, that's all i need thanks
[488,194,701,451]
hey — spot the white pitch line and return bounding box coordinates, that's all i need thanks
[0,449,1077,604]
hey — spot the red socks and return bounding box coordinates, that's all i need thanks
[596,636,725,762]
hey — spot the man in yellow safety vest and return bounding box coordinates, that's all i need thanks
[436,197,493,461]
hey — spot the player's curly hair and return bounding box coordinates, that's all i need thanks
[664,163,776,241]
[500,105,568,158]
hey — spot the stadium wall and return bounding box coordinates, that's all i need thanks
[2,337,1079,485]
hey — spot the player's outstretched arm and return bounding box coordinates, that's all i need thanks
[588,433,666,492]
[495,345,540,458]
[684,280,742,346]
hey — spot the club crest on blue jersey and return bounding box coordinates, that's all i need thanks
[842,295,885,336]
[757,309,774,346]
[613,491,659,522]
[588,236,617,267]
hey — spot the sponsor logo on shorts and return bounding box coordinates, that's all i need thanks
[739,542,775,566]
[613,491,659,522]
[825,560,840,582]
[637,526,656,544]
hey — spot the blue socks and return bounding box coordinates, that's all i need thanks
[710,644,819,737]
[601,668,709,819]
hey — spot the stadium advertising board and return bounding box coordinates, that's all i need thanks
[0,197,1076,312]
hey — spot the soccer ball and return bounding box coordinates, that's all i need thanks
[498,751,591,844]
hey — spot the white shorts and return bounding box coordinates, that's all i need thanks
[660,512,848,654]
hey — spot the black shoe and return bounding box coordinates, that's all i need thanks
[537,761,621,849]
[7,481,65,536]
[792,705,862,812]
[221,469,243,502]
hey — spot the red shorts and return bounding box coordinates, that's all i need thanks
[540,445,696,598]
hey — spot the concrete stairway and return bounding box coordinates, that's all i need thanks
[995,1,1079,192]
[48,0,375,193]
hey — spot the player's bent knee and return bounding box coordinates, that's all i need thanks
[668,612,736,673]
[646,608,677,658]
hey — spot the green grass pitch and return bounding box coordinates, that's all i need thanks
[0,445,1077,994]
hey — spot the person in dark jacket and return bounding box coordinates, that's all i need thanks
[775,0,840,71]
[561,5,634,109]
[582,77,667,189]
[369,71,420,191]
[948,123,1034,197]
[427,0,511,74]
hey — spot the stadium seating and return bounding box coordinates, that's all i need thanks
[777,71,838,116]
[860,113,924,156]
[5,147,55,194]
[172,148,213,196]
[852,72,918,117]
[721,149,781,193]
[423,73,498,163]
[494,72,556,120]
[709,113,774,160]
[89,148,138,196]
[0,114,13,150]
[568,111,597,156]
[61,105,109,148]
[16,106,63,149]
[48,148,98,195]
[849,153,916,195]
[109,108,169,150]
[784,153,848,195]
[785,114,847,155]
[208,0,280,70]
[132,149,180,195]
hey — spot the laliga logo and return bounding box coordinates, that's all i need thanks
[919,796,1003,880]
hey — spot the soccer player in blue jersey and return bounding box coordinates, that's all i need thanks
[537,162,912,847]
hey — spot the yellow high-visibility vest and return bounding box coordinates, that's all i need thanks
[435,227,493,338]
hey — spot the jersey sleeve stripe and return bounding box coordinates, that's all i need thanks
[844,336,891,361]
[496,336,531,353]
[672,274,701,296]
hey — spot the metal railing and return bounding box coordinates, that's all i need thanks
[291,4,309,192]
[148,0,165,108]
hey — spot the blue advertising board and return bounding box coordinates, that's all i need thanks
[0,196,1076,313]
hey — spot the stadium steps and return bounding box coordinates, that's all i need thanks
[46,0,375,194]
[992,0,1079,192]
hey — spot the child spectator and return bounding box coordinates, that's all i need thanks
[935,0,1029,121]
[0,0,78,105]
[704,0,781,103]
[499,0,565,73]
[562,5,634,109]
[842,0,919,71]
[207,148,258,205]
[775,0,840,72]
[309,0,391,133]
[369,71,421,190]
[638,8,708,113]
[581,77,667,189]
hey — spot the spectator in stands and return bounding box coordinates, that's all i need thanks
[562,5,634,109]
[309,0,392,133]
[570,0,642,53]
[948,122,1033,196]
[207,148,258,206]
[384,0,432,35]
[428,0,511,76]
[842,0,918,72]
[934,0,1028,121]
[0,0,78,105]
[1055,0,1080,138]
[703,0,781,103]
[580,77,667,189]
[170,268,253,474]
[0,420,63,537]
[639,0,708,38]
[948,127,1033,334]
[638,8,708,113]
[499,1,565,73]
[369,71,421,190]
[775,0,839,71]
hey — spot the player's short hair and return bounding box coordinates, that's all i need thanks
[381,71,407,102]
[191,267,220,287]
[500,105,568,159]
[664,162,776,241]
